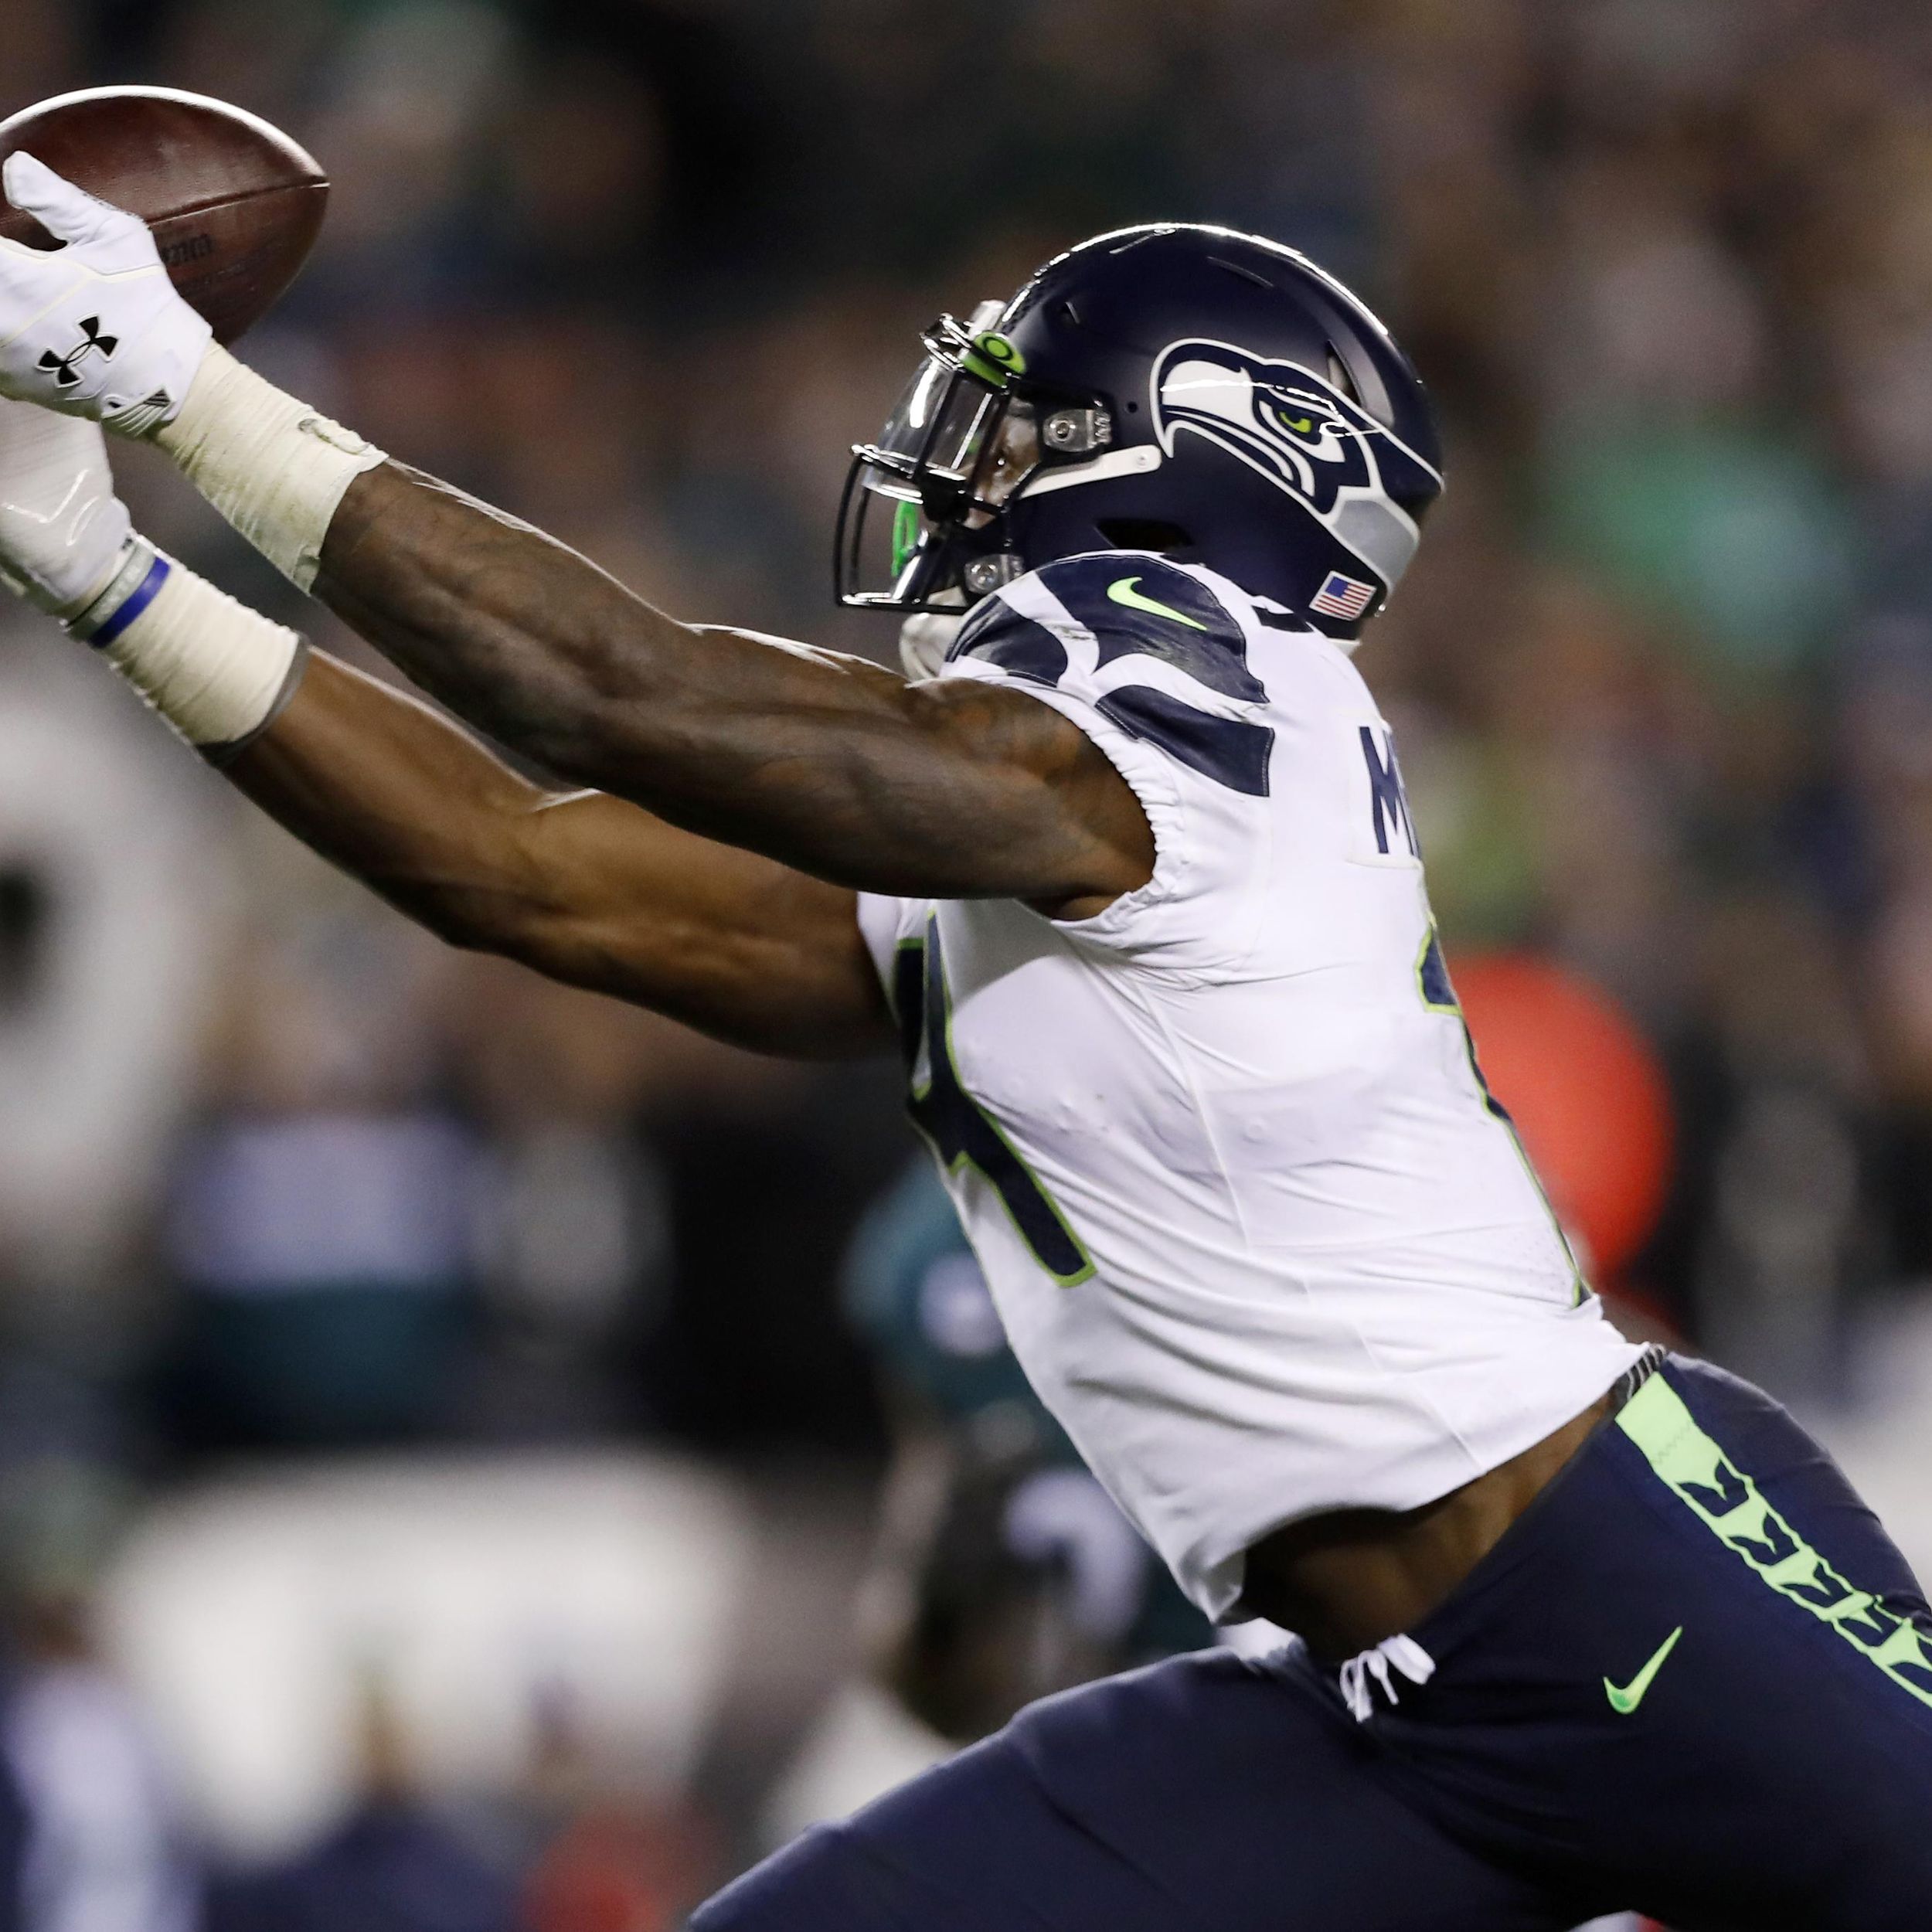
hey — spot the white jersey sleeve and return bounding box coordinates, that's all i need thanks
[854,888,914,990]
[935,552,1277,977]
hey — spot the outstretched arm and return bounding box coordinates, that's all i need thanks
[0,154,1151,926]
[0,393,886,1059]
[308,462,1151,913]
[233,651,890,1057]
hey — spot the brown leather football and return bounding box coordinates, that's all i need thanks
[0,87,327,345]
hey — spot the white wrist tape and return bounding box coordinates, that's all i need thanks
[153,345,387,593]
[66,537,307,758]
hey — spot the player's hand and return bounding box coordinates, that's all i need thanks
[0,394,131,616]
[0,154,213,437]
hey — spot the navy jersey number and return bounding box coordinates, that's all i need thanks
[894,920,1094,1287]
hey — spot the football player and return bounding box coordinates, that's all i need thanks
[0,154,1927,1929]
[845,1157,1211,1745]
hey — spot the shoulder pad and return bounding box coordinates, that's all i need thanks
[951,577,1068,686]
[951,553,1274,799]
[956,553,1264,702]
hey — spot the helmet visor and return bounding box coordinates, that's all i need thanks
[870,354,1007,488]
[838,315,1045,610]
[859,310,1043,505]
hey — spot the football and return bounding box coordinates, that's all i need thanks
[0,87,327,345]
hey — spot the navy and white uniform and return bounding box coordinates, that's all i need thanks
[866,552,1638,1621]
[696,556,1932,1930]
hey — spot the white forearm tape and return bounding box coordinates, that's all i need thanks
[64,538,306,758]
[153,345,387,593]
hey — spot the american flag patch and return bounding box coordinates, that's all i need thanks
[1310,571,1377,621]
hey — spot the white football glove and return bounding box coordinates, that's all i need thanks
[0,153,213,437]
[0,394,131,616]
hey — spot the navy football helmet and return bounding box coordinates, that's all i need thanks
[836,223,1444,643]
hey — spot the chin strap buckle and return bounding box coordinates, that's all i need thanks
[1043,408,1113,457]
[963,554,1025,597]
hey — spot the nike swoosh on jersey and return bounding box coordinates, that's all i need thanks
[1107,576,1209,631]
[1604,1624,1684,1715]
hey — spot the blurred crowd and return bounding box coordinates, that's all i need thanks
[0,0,1928,1926]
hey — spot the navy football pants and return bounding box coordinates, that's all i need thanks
[694,1358,1932,1931]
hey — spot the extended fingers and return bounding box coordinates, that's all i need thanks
[2,154,141,252]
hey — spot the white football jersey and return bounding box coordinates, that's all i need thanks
[855,552,1642,1621]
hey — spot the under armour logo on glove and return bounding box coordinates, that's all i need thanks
[37,318,119,389]
[0,154,211,434]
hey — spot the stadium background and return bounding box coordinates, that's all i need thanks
[2,0,1930,1925]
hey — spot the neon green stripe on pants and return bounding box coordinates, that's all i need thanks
[1617,1375,1932,1710]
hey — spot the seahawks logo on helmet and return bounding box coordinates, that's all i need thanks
[1151,339,1440,594]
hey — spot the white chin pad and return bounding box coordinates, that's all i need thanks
[900,611,964,680]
